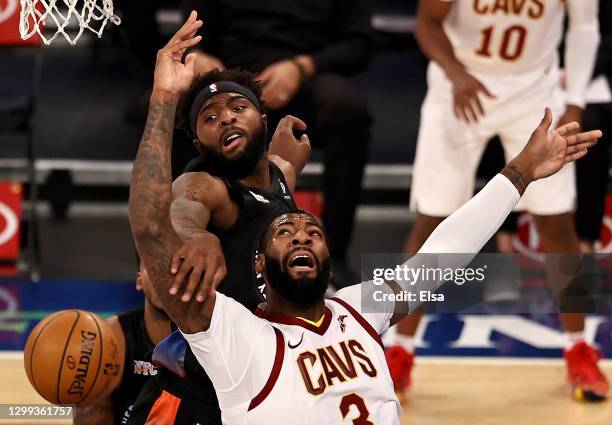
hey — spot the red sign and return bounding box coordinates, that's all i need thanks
[294,191,324,219]
[0,0,42,45]
[0,182,23,262]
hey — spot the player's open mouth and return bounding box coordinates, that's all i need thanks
[221,130,245,152]
[288,251,316,272]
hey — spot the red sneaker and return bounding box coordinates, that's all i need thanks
[385,345,414,400]
[564,341,609,402]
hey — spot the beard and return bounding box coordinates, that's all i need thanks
[196,123,268,180]
[265,251,330,309]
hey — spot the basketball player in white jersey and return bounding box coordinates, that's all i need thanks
[128,12,602,423]
[387,0,606,402]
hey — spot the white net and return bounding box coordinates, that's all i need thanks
[19,0,121,45]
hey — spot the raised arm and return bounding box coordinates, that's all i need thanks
[385,110,601,325]
[129,12,215,333]
[168,172,238,303]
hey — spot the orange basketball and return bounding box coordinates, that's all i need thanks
[23,310,124,406]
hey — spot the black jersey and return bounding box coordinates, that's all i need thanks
[128,161,297,425]
[112,309,156,425]
[204,161,297,308]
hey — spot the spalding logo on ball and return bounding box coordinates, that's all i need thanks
[24,310,124,406]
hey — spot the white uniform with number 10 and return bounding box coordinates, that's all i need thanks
[410,0,598,216]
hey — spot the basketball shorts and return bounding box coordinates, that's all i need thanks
[127,373,222,425]
[410,62,575,217]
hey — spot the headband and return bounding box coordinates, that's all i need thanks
[189,81,263,136]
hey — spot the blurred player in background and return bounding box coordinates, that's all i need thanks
[75,261,172,424]
[178,0,374,282]
[388,0,606,401]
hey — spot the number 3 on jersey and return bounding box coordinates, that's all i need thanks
[475,25,527,61]
[339,393,374,425]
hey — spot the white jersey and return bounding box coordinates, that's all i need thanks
[444,0,565,75]
[182,288,401,425]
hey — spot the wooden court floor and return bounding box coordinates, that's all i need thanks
[1,354,611,425]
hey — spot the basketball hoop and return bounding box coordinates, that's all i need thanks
[19,0,121,45]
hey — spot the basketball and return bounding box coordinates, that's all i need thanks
[23,310,123,406]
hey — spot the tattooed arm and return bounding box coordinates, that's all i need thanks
[129,12,215,333]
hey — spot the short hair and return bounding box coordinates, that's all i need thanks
[176,68,264,135]
[257,209,328,254]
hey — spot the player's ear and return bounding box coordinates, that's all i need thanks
[255,253,265,274]
[328,270,333,283]
[135,272,143,292]
[261,113,268,129]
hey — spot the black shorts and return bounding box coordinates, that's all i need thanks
[128,370,221,425]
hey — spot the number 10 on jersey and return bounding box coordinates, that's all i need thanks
[475,25,527,61]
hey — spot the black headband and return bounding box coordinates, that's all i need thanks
[189,81,263,136]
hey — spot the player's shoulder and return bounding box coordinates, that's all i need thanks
[173,171,230,203]
[106,315,126,344]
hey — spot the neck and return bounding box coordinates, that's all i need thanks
[240,156,271,189]
[265,291,326,322]
[144,299,173,345]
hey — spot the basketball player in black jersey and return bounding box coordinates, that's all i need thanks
[127,23,312,424]
[75,261,172,425]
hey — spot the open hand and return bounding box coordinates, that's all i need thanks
[153,11,203,96]
[169,232,227,303]
[517,108,602,181]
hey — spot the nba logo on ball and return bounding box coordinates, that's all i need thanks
[209,84,218,93]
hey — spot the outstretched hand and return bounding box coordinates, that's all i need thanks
[518,108,602,181]
[153,11,203,97]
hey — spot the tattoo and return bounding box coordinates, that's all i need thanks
[129,95,211,331]
[501,164,529,195]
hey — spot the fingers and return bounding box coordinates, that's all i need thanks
[195,263,226,302]
[565,149,589,163]
[283,115,307,131]
[454,101,469,123]
[566,129,603,146]
[194,268,214,302]
[454,97,481,123]
[554,121,580,136]
[184,53,197,74]
[170,247,185,275]
[479,83,496,99]
[181,264,204,302]
[537,107,553,132]
[300,134,311,149]
[209,269,226,298]
[566,139,598,156]
[165,35,202,55]
[171,11,200,42]
[277,115,307,135]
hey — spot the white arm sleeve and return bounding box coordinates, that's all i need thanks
[180,293,276,413]
[338,174,520,334]
[565,0,600,108]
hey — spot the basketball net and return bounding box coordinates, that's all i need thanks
[19,0,121,45]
